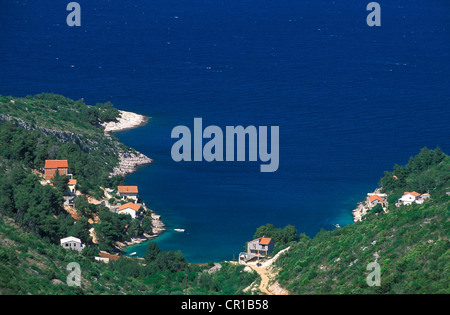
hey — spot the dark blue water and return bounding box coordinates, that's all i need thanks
[1,0,449,263]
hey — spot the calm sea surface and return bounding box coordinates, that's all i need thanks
[1,0,449,262]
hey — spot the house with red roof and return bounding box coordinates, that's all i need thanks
[68,179,77,194]
[398,191,431,206]
[368,194,384,208]
[118,202,141,219]
[247,236,274,258]
[44,160,69,182]
[117,185,139,201]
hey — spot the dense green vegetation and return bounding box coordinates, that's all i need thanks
[380,147,449,196]
[0,93,120,134]
[0,93,145,250]
[0,109,125,197]
[0,93,154,248]
[251,223,298,254]
[0,93,448,295]
[0,93,257,295]
[273,148,450,294]
[0,218,257,294]
[0,161,68,243]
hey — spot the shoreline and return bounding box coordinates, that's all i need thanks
[102,109,167,250]
[105,110,154,177]
[352,187,385,222]
[101,109,150,133]
[115,210,167,250]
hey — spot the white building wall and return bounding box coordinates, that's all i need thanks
[118,208,137,219]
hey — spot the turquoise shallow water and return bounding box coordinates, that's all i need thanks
[0,1,449,262]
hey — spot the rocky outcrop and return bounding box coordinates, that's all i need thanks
[99,110,153,177]
[101,110,149,133]
[151,212,166,235]
[109,150,152,177]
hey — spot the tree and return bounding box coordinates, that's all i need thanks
[281,224,299,243]
[128,219,143,237]
[253,223,298,247]
[141,216,152,234]
[96,101,120,122]
[371,204,383,214]
[144,242,161,263]
[68,216,91,244]
[51,170,69,196]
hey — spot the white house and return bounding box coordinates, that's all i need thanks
[95,251,120,263]
[118,202,140,219]
[398,191,423,206]
[60,236,84,252]
[68,179,77,194]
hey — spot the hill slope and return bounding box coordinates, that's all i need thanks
[274,149,450,294]
[0,93,448,295]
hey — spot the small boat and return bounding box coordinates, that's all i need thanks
[174,229,185,232]
[129,252,137,256]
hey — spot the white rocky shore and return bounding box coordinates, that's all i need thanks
[110,150,153,177]
[100,109,167,250]
[352,188,386,222]
[101,110,153,177]
[101,110,149,133]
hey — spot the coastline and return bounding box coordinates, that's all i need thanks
[102,109,166,249]
[352,187,385,222]
[101,110,150,133]
[104,110,153,177]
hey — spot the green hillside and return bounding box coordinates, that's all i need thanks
[0,216,256,295]
[0,93,256,295]
[0,93,120,135]
[274,148,450,294]
[0,93,448,295]
[0,93,130,197]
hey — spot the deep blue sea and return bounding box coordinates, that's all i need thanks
[1,0,449,263]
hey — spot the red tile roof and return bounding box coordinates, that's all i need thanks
[250,236,273,245]
[259,237,272,245]
[44,160,68,169]
[369,195,383,202]
[118,202,140,211]
[118,186,139,194]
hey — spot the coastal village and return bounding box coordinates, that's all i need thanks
[31,108,445,295]
[37,110,166,262]
[352,188,432,222]
[40,112,287,291]
[34,109,286,284]
[42,158,165,261]
[43,156,287,292]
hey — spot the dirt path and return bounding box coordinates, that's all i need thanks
[249,264,272,294]
[247,246,290,295]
